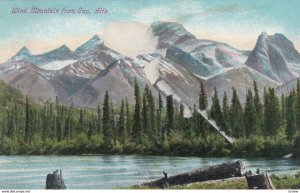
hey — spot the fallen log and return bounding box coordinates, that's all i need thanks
[245,173,274,189]
[139,161,243,188]
[46,170,66,189]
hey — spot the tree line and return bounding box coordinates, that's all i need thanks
[0,79,299,157]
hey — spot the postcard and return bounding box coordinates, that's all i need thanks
[0,0,299,191]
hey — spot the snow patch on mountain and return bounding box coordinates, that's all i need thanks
[287,62,300,76]
[39,60,77,70]
[144,57,161,84]
[157,80,181,101]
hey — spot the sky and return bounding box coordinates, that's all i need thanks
[0,0,299,63]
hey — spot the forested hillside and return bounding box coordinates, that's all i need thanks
[0,79,299,158]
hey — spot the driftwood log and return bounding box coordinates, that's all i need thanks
[46,170,66,189]
[139,161,243,188]
[245,173,274,189]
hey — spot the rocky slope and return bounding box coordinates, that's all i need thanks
[0,21,299,109]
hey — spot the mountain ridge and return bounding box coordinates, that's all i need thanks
[1,21,300,109]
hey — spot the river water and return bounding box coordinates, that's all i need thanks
[0,155,300,189]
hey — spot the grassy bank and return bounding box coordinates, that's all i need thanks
[131,173,300,189]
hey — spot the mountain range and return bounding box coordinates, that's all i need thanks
[1,21,300,111]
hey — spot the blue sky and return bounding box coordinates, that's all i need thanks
[0,0,299,62]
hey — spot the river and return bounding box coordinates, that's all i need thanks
[0,155,300,189]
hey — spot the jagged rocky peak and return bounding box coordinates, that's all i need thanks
[254,32,300,61]
[57,44,71,52]
[17,46,31,55]
[91,34,101,41]
[151,21,194,37]
[256,32,296,49]
[10,46,31,61]
[44,44,73,57]
[75,34,104,55]
[150,21,196,48]
[245,32,296,83]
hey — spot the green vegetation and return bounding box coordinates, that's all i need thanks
[0,78,300,157]
[129,173,300,189]
[172,177,248,189]
[173,174,300,189]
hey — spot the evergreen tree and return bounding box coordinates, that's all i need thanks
[42,105,48,140]
[166,95,174,135]
[157,93,163,140]
[192,104,200,136]
[97,105,102,134]
[281,93,286,126]
[210,88,228,134]
[222,92,230,132]
[253,80,263,135]
[24,96,31,143]
[229,88,245,138]
[147,90,156,136]
[286,93,296,140]
[110,99,115,143]
[178,104,185,132]
[63,113,70,140]
[199,82,208,110]
[142,92,148,134]
[296,79,300,131]
[86,121,91,140]
[125,98,131,139]
[158,92,163,111]
[56,117,62,142]
[264,88,280,135]
[133,79,142,143]
[77,109,83,133]
[118,99,126,144]
[102,91,112,147]
[244,89,259,137]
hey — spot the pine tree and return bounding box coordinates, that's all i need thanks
[118,99,126,144]
[110,99,115,144]
[281,93,286,126]
[199,82,208,110]
[147,90,156,136]
[264,88,280,135]
[158,93,163,111]
[166,95,174,135]
[178,104,185,132]
[192,104,200,136]
[286,93,296,140]
[56,116,62,142]
[296,79,300,131]
[157,93,163,140]
[24,96,31,143]
[142,92,148,134]
[78,109,84,133]
[133,79,142,143]
[253,80,263,135]
[229,88,245,138]
[63,113,70,140]
[42,105,47,140]
[210,88,228,134]
[102,91,112,147]
[69,105,74,138]
[222,92,230,132]
[244,89,258,137]
[97,105,102,134]
[125,98,131,139]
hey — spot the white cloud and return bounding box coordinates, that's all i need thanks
[101,21,158,58]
